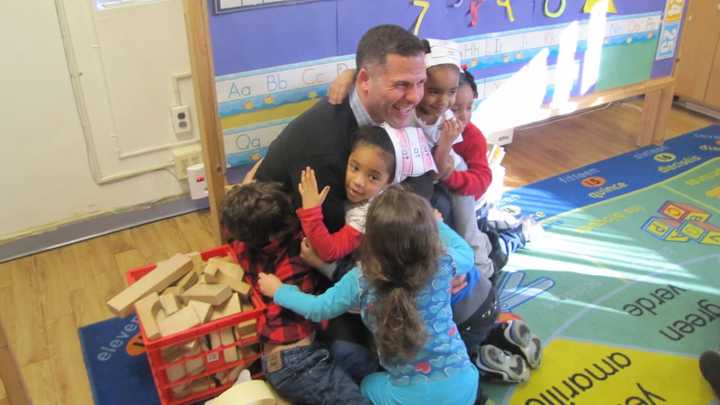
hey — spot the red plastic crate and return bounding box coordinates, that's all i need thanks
[126,245,265,405]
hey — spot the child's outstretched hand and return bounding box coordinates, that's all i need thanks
[258,273,283,297]
[298,167,330,209]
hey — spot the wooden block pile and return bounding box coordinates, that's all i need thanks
[106,253,261,399]
[163,341,259,399]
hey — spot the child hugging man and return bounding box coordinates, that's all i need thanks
[221,183,369,404]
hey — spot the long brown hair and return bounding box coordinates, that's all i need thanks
[361,185,442,362]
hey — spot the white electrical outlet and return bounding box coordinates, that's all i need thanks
[171,105,192,135]
[173,145,203,180]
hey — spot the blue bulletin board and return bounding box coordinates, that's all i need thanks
[207,0,685,168]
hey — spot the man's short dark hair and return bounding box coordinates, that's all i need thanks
[356,25,426,70]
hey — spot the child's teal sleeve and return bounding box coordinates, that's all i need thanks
[274,268,362,322]
[438,220,474,276]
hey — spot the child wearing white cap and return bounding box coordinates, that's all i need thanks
[414,38,497,281]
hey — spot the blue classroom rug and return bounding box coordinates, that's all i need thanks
[79,126,720,404]
[78,315,161,405]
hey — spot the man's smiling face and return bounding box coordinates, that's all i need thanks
[359,53,427,128]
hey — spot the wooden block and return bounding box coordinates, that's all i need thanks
[156,308,168,324]
[210,257,245,279]
[220,327,237,363]
[171,383,190,399]
[210,269,251,297]
[183,338,200,352]
[161,344,185,363]
[210,293,241,321]
[160,293,181,316]
[107,253,193,317]
[209,331,221,348]
[190,253,205,275]
[219,366,243,385]
[234,318,257,340]
[203,260,220,278]
[209,258,250,296]
[134,292,161,340]
[162,286,182,297]
[185,339,207,376]
[177,271,199,293]
[158,306,200,337]
[188,300,212,323]
[209,331,222,364]
[238,344,258,362]
[183,283,232,306]
[189,377,213,393]
[166,362,186,383]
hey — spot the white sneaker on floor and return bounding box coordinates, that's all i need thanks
[521,217,544,243]
[487,207,522,231]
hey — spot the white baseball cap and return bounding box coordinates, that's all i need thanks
[424,38,462,69]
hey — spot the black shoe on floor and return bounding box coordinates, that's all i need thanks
[700,349,720,399]
[475,344,530,383]
[489,319,543,369]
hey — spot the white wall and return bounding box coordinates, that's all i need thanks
[0,0,197,241]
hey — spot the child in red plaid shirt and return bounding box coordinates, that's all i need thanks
[221,182,369,404]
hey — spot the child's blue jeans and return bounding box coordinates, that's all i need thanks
[261,343,370,405]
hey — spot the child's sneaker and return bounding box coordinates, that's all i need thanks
[475,344,530,383]
[700,348,720,399]
[520,217,544,243]
[487,207,521,231]
[492,319,543,369]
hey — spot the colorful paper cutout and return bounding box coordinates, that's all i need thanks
[469,0,483,27]
[544,0,566,18]
[497,0,515,22]
[583,0,618,14]
[412,0,431,35]
[663,0,685,22]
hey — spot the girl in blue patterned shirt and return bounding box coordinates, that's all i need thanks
[258,185,478,404]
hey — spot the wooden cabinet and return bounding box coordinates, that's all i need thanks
[674,0,720,110]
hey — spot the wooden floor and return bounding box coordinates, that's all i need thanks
[0,102,715,405]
